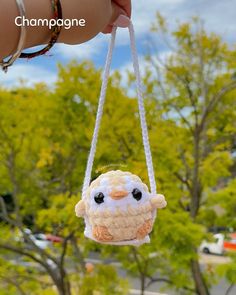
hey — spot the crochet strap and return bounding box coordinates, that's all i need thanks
[82,19,157,197]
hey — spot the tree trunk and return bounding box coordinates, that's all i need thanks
[140,274,146,295]
[54,278,71,295]
[190,131,201,219]
[190,131,210,295]
[50,268,71,295]
[71,235,86,273]
[63,273,71,295]
[191,258,210,295]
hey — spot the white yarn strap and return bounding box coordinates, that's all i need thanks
[129,22,157,195]
[82,21,157,198]
[81,26,117,197]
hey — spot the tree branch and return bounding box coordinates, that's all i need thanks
[60,232,74,269]
[171,104,194,134]
[0,243,50,272]
[70,235,86,273]
[150,54,198,114]
[199,81,236,132]
[225,283,235,295]
[131,248,144,277]
[0,275,27,295]
[148,56,169,101]
[174,172,192,192]
[0,196,14,224]
[0,242,68,294]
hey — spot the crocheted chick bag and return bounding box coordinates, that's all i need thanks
[75,170,166,246]
[75,16,167,246]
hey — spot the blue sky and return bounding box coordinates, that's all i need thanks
[0,0,236,88]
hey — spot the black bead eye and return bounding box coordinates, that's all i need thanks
[94,192,105,204]
[132,188,142,201]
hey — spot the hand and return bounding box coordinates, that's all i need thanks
[103,0,132,34]
[0,0,132,61]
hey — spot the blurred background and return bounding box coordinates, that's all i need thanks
[0,1,236,295]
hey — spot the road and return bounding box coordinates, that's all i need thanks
[8,252,234,295]
[85,253,233,295]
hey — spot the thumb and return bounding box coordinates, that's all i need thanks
[102,2,126,34]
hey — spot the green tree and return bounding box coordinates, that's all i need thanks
[0,15,235,295]
[217,253,236,295]
[143,14,236,295]
[0,63,130,295]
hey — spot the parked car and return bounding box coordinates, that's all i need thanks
[200,233,225,255]
[200,233,236,255]
[16,229,64,249]
[224,233,236,252]
[45,234,63,243]
[16,229,51,250]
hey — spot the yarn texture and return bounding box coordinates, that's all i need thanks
[75,170,167,246]
[75,17,167,246]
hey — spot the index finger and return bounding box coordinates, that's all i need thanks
[113,0,132,17]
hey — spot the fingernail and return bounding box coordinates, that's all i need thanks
[114,15,130,28]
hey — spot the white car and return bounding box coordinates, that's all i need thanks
[16,229,51,250]
[200,233,224,255]
[32,233,51,249]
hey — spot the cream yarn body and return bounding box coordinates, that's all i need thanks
[75,170,167,246]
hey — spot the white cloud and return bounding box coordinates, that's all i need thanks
[118,56,147,83]
[116,50,176,96]
[0,63,57,88]
[132,0,184,34]
[55,34,109,60]
[113,0,185,44]
[116,55,152,96]
[130,0,236,43]
[118,50,173,84]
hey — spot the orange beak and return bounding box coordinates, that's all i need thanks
[110,190,128,200]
